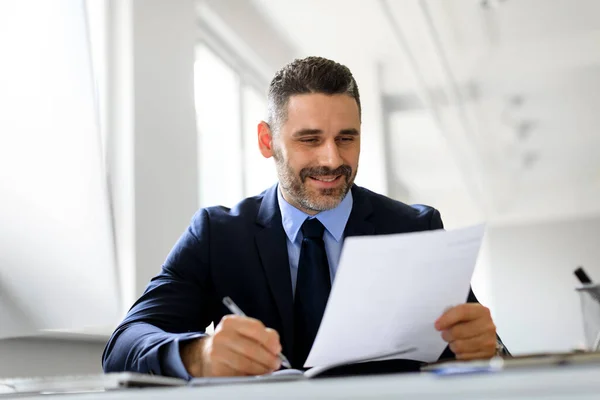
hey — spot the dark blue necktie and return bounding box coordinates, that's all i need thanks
[293,218,331,368]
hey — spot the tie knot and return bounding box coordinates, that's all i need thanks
[301,218,325,239]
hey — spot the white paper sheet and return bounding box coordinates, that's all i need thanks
[304,224,486,368]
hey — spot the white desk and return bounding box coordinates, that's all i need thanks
[9,364,600,399]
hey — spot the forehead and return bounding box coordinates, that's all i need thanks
[284,93,360,127]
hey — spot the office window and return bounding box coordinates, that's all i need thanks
[0,0,120,335]
[194,44,243,208]
[242,85,278,197]
[85,0,108,157]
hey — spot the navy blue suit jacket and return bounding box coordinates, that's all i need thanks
[102,184,482,377]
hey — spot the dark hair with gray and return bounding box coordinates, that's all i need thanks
[266,56,361,132]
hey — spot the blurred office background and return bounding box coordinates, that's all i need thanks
[0,0,599,377]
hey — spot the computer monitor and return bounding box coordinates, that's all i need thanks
[0,0,120,338]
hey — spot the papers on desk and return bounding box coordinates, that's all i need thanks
[189,347,419,385]
[304,224,486,368]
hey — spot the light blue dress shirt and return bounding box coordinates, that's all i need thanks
[277,185,353,294]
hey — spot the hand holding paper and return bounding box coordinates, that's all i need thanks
[304,224,486,368]
[436,303,497,360]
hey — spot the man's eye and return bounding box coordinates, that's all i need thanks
[300,138,318,143]
[338,137,354,142]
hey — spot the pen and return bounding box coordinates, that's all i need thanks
[222,296,292,369]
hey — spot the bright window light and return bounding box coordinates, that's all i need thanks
[194,45,243,208]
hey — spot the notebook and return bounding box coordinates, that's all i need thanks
[189,347,417,386]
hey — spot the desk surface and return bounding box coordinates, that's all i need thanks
[13,364,600,400]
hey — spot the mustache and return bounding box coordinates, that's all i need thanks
[299,165,353,182]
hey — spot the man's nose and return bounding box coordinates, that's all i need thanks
[316,140,344,170]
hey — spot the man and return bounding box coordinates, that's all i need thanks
[103,56,506,378]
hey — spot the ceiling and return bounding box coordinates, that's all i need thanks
[252,0,600,226]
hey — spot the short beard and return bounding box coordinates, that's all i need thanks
[273,147,355,213]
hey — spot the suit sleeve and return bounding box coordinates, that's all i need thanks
[102,209,215,378]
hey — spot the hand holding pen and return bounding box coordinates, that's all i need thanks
[223,297,292,369]
[180,296,289,377]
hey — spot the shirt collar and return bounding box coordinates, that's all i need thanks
[277,184,353,243]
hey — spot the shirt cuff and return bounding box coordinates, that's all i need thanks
[160,332,205,380]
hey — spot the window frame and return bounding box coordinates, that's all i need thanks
[194,20,273,204]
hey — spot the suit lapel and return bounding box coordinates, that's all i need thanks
[344,185,376,238]
[255,185,295,357]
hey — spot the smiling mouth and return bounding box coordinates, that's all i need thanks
[309,175,341,182]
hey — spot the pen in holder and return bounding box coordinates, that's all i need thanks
[575,283,600,351]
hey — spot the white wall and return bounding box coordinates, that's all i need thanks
[131,0,199,297]
[107,0,200,302]
[484,216,600,354]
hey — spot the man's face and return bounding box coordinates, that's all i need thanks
[262,93,361,214]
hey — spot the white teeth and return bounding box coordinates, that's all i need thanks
[313,176,337,182]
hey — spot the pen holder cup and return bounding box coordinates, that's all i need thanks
[576,284,600,351]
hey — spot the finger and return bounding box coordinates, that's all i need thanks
[211,345,274,376]
[224,332,281,371]
[435,304,490,331]
[199,337,238,377]
[205,356,237,377]
[218,314,265,334]
[441,318,496,342]
[449,333,497,356]
[456,349,497,361]
[219,315,282,356]
[219,315,274,349]
[263,328,283,355]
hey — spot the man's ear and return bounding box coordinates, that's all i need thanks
[258,121,274,158]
